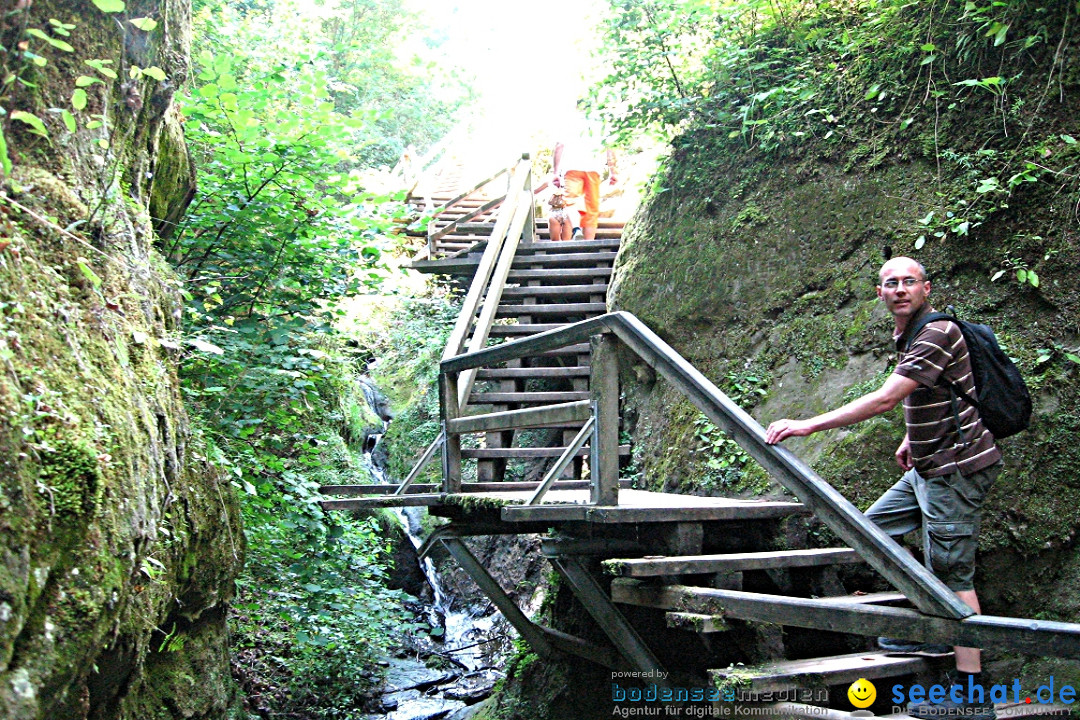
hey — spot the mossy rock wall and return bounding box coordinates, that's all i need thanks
[1,1,243,718]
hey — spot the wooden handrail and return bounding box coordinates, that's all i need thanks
[441,157,532,363]
[439,311,973,621]
[456,190,533,408]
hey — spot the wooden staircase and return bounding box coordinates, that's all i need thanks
[321,155,1080,719]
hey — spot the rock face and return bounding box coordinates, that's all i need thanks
[0,1,242,718]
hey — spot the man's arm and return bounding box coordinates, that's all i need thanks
[552,142,565,184]
[765,373,919,444]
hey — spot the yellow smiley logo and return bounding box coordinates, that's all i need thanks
[848,678,877,709]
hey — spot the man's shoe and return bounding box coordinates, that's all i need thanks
[571,228,584,240]
[908,696,996,718]
[877,637,953,657]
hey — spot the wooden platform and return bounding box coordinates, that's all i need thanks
[322,487,806,524]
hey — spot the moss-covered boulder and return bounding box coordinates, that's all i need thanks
[0,1,242,718]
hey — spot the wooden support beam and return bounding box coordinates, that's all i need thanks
[549,556,669,680]
[321,479,633,497]
[441,375,462,493]
[709,651,927,692]
[610,581,1080,659]
[394,431,444,495]
[528,417,595,505]
[602,548,864,577]
[440,537,554,658]
[591,334,620,506]
[446,401,591,434]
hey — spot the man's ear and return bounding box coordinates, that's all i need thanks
[876,285,884,302]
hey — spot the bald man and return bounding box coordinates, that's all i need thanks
[766,257,1001,719]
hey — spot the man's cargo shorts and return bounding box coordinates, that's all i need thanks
[864,464,1001,591]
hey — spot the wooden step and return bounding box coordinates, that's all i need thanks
[475,366,591,379]
[460,444,630,459]
[468,391,590,404]
[506,268,613,282]
[501,284,609,299]
[496,303,607,318]
[412,253,616,276]
[518,239,622,253]
[512,251,618,266]
[602,548,864,577]
[709,651,928,693]
[488,324,567,336]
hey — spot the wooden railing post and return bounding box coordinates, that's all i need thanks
[440,372,462,493]
[522,152,536,243]
[590,333,620,505]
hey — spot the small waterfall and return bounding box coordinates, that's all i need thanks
[357,376,505,717]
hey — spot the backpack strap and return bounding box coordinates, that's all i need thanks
[903,311,975,448]
[903,312,980,409]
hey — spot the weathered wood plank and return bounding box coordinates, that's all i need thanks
[611,581,1080,659]
[457,191,534,406]
[475,367,591,379]
[709,651,927,692]
[460,444,628,459]
[592,333,619,506]
[506,268,614,281]
[495,303,607,317]
[502,499,805,524]
[501,284,609,298]
[446,401,591,434]
[468,391,590,404]
[321,479,632,497]
[441,159,530,361]
[550,556,669,680]
[602,548,864,577]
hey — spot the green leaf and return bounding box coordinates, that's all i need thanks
[61,109,76,133]
[129,17,159,31]
[91,0,125,12]
[914,235,926,250]
[75,75,101,87]
[85,59,118,79]
[1028,271,1040,287]
[0,128,11,176]
[1063,135,1077,145]
[76,257,103,291]
[864,84,880,100]
[143,66,167,82]
[1016,269,1027,283]
[71,88,88,111]
[991,270,1006,282]
[10,111,48,138]
[1065,353,1080,364]
[26,28,74,52]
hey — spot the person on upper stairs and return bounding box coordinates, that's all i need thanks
[545,186,574,241]
[765,255,1002,720]
[551,121,617,240]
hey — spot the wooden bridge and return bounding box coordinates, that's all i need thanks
[322,156,1079,718]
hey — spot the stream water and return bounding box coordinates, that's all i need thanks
[358,378,506,720]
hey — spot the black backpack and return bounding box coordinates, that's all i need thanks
[906,310,1032,440]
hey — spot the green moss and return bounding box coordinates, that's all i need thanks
[35,426,101,517]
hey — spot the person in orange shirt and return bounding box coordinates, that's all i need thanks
[552,137,616,240]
